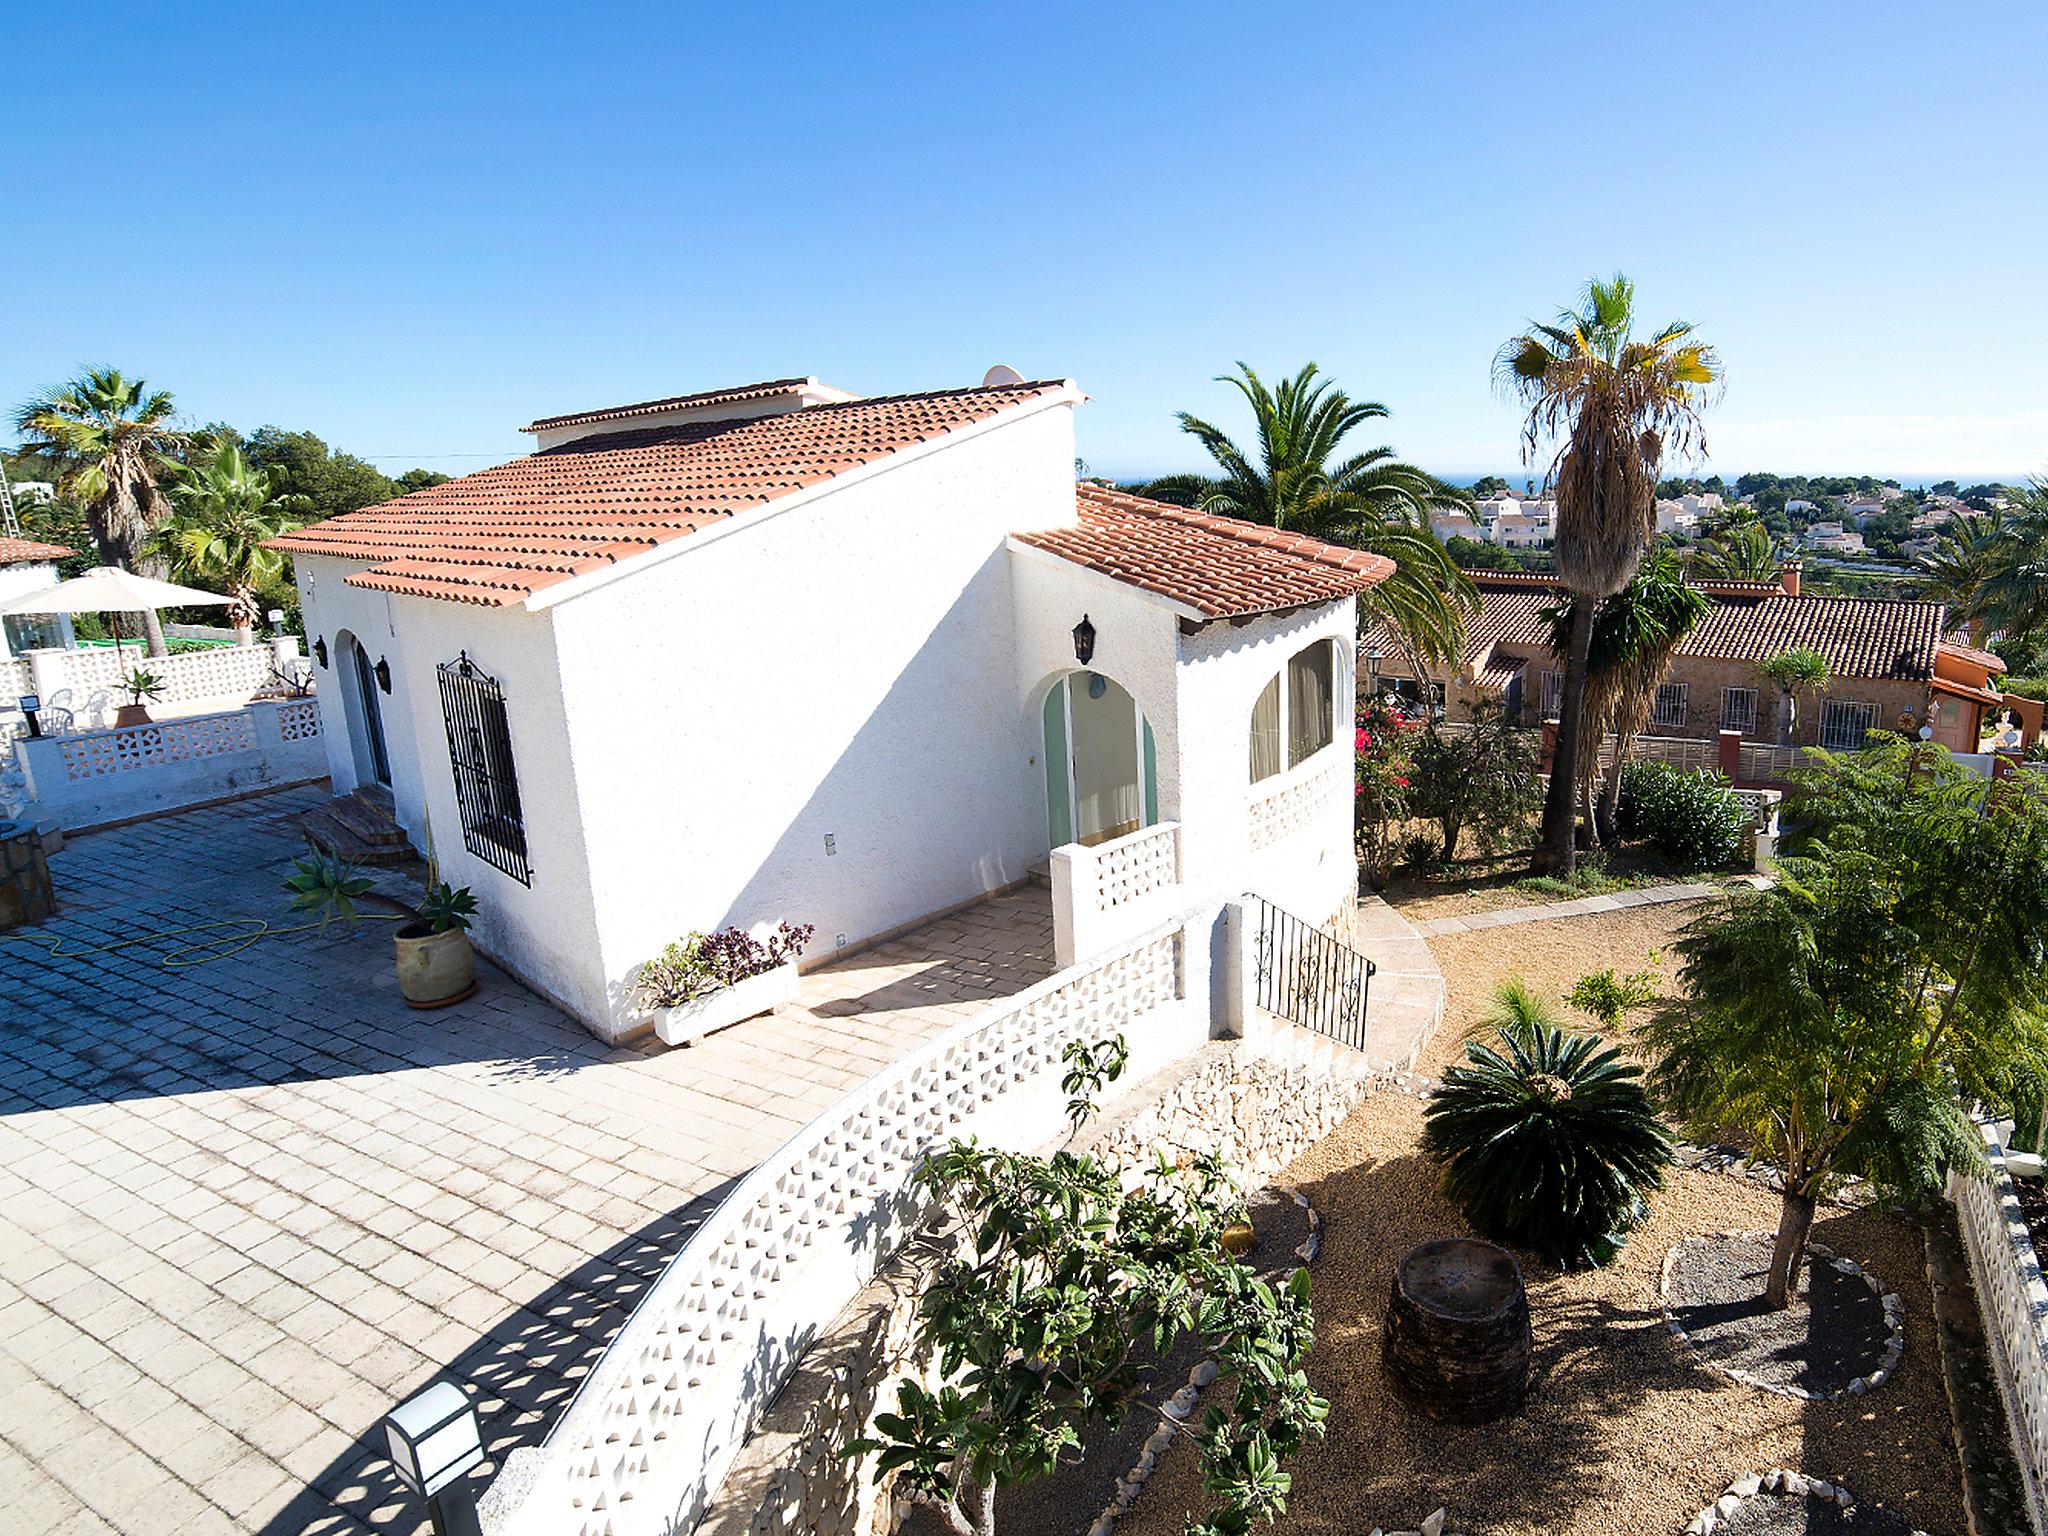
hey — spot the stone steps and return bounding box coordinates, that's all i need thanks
[301,789,419,867]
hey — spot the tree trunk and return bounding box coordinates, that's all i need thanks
[1764,1189,1817,1310]
[1440,813,1462,862]
[1534,595,1597,874]
[1579,769,1600,848]
[1596,742,1626,843]
[140,606,169,659]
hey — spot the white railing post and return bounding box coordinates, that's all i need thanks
[24,648,67,707]
[1050,841,1096,969]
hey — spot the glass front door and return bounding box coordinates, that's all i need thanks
[352,643,392,785]
[1043,673,1158,849]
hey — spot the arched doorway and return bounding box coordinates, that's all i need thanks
[1042,671,1158,848]
[334,629,392,788]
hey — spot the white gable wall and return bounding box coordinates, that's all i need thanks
[547,402,1078,1034]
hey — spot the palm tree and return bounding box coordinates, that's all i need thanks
[1173,364,1477,666]
[1757,646,1830,748]
[164,442,308,639]
[1977,480,2048,648]
[1689,516,1780,581]
[1917,504,2008,644]
[1543,551,1710,842]
[14,368,187,656]
[1497,276,1721,873]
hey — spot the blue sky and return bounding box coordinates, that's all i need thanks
[5,2,2044,486]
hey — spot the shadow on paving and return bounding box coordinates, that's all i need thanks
[263,1179,735,1536]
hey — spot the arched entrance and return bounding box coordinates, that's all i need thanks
[334,629,392,788]
[1042,671,1158,848]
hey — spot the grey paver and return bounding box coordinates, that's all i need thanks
[0,784,1054,1534]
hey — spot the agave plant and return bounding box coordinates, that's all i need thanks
[1422,981,1674,1268]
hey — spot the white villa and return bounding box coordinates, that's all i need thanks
[272,373,1389,1042]
[0,537,78,659]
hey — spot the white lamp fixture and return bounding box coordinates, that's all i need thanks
[383,1381,485,1536]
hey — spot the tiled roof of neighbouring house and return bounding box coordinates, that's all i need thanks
[522,378,825,434]
[0,537,74,564]
[1368,570,1948,683]
[1014,485,1395,620]
[266,380,1072,606]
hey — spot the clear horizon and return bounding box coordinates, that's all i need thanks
[4,2,2042,490]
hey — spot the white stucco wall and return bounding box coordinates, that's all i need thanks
[0,561,72,660]
[544,401,1080,1031]
[292,553,614,1024]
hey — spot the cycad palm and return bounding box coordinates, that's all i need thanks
[1497,276,1721,874]
[165,443,308,631]
[1423,979,1673,1269]
[1176,364,1476,665]
[13,367,187,655]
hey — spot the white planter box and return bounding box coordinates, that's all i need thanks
[650,961,800,1047]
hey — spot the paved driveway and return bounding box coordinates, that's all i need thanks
[0,785,1052,1535]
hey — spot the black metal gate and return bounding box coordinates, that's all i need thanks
[1250,896,1373,1052]
[437,653,531,885]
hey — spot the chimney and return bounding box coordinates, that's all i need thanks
[1780,562,1802,598]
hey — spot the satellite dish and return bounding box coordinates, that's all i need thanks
[982,364,1025,387]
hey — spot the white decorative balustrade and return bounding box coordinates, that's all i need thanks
[1049,821,1183,966]
[19,636,305,714]
[1248,757,1345,853]
[1951,1120,2048,1534]
[483,910,1211,1536]
[13,697,325,830]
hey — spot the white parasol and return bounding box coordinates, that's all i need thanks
[0,566,235,654]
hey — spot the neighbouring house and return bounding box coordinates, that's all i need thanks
[1491,510,1552,549]
[1803,520,1867,555]
[1430,509,1483,542]
[0,537,77,660]
[1655,499,1699,536]
[1786,498,1819,514]
[1362,564,2034,756]
[271,375,1389,1040]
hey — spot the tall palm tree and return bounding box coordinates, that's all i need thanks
[13,368,188,655]
[1497,276,1721,873]
[1917,504,2008,644]
[1688,516,1780,581]
[164,443,308,638]
[1978,480,2048,648]
[1543,551,1710,842]
[1173,363,1477,666]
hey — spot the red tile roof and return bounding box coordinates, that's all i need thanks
[1014,485,1395,620]
[268,380,1071,606]
[522,378,823,434]
[0,537,74,565]
[1936,638,2006,674]
[1369,569,1947,683]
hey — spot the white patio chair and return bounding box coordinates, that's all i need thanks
[40,689,75,733]
[82,688,111,729]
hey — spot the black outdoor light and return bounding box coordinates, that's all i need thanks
[383,1380,485,1536]
[1072,614,1096,666]
[375,657,393,693]
[314,637,329,669]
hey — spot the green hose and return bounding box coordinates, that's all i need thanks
[1,911,407,970]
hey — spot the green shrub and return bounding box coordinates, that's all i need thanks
[1422,981,1674,1269]
[1617,759,1749,870]
[1399,828,1444,871]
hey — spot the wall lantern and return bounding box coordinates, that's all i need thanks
[314,637,329,669]
[383,1380,485,1536]
[1072,615,1096,666]
[375,657,393,693]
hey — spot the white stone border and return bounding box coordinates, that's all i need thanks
[1659,1233,1905,1401]
[1682,1469,1929,1535]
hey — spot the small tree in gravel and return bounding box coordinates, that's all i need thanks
[1408,698,1542,860]
[1646,736,2048,1308]
[853,1043,1327,1536]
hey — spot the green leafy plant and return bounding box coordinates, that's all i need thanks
[1423,979,1674,1269]
[1399,828,1445,872]
[415,883,477,934]
[1408,698,1542,859]
[122,667,164,707]
[1648,734,2048,1308]
[1757,645,1831,746]
[1616,760,1748,870]
[283,853,374,930]
[1059,1032,1128,1131]
[636,921,814,1009]
[853,1134,1325,1536]
[1566,959,1661,1031]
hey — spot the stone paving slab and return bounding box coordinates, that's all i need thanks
[0,786,1053,1536]
[1354,895,1445,1071]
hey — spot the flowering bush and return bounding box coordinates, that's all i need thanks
[638,921,814,1009]
[1355,701,1417,890]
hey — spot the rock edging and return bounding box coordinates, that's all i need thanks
[1683,1469,1930,1535]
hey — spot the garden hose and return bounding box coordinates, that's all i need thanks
[0,910,408,970]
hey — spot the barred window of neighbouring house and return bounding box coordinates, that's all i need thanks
[1820,699,1880,752]
[1542,670,1563,718]
[1721,686,1758,734]
[1652,682,1689,730]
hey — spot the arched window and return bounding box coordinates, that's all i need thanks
[1247,639,1341,783]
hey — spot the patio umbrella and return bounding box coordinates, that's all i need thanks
[0,565,235,655]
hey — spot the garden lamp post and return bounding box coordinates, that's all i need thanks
[383,1381,485,1536]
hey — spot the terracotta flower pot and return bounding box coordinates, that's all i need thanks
[395,923,476,1008]
[114,704,153,727]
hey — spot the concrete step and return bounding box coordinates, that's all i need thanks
[327,791,412,846]
[300,803,419,867]
[1027,859,1053,889]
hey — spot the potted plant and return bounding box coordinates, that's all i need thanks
[117,667,165,726]
[395,883,479,1009]
[636,921,812,1046]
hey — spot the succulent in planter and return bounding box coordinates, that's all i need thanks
[638,921,815,1046]
[396,882,479,1009]
[117,666,165,723]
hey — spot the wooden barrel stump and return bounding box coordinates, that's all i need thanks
[0,820,55,931]
[1383,1237,1531,1425]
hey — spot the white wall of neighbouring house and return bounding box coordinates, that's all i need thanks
[0,561,74,660]
[545,400,1079,1035]
[293,553,614,1025]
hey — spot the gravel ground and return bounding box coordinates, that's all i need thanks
[1665,1234,1891,1398]
[1083,1094,1963,1536]
[1418,902,1711,1075]
[1713,1489,1923,1533]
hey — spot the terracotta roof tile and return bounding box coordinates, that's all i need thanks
[1014,485,1394,620]
[267,380,1071,606]
[522,377,822,434]
[0,537,74,565]
[1369,569,1946,683]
